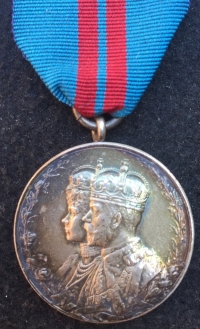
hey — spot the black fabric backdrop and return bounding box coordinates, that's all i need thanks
[0,1,200,328]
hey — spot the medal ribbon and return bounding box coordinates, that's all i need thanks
[13,0,189,117]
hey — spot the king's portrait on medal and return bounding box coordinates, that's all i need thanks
[52,159,168,320]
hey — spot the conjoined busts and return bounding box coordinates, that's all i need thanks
[55,159,166,319]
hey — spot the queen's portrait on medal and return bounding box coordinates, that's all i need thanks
[15,144,193,323]
[51,166,102,310]
[53,158,169,321]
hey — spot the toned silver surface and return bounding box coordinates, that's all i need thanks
[14,143,194,323]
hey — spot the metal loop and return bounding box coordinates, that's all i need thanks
[72,108,123,131]
[92,117,106,142]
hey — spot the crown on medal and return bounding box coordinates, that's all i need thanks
[68,165,95,192]
[90,159,150,212]
[66,160,104,205]
[66,166,95,207]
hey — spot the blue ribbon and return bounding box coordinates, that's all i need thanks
[13,0,189,117]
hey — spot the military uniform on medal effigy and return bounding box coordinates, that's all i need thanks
[76,160,167,321]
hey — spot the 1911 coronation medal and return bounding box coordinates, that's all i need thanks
[13,0,193,323]
[14,142,194,323]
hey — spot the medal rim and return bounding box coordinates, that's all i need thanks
[13,142,194,323]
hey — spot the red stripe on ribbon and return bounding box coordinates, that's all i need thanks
[75,0,98,116]
[103,0,127,113]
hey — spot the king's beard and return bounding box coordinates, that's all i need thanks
[84,223,113,248]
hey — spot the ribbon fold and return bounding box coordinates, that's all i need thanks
[13,0,189,117]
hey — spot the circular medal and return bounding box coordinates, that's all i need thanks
[14,142,194,323]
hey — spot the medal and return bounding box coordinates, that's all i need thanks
[13,0,194,324]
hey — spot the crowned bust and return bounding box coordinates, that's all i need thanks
[79,159,166,318]
[54,158,166,319]
[66,166,95,210]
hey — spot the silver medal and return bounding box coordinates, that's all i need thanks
[14,140,194,323]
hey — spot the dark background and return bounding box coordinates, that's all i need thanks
[0,1,200,328]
